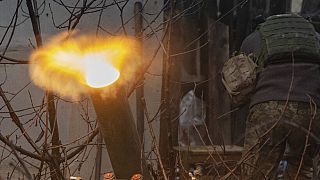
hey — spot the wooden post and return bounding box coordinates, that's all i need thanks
[180,0,201,81]
[159,0,183,176]
[134,1,145,144]
[207,20,231,145]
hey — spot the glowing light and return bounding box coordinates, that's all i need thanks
[83,54,120,88]
[29,33,140,99]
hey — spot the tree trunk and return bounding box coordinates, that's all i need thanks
[26,1,63,179]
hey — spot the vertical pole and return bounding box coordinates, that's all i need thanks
[160,0,183,177]
[26,0,63,179]
[160,0,175,174]
[134,1,145,145]
[180,0,200,80]
[207,21,231,144]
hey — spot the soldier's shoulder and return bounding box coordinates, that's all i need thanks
[240,31,261,54]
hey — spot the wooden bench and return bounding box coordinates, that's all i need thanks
[174,145,243,179]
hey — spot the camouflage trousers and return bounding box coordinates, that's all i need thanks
[241,101,320,180]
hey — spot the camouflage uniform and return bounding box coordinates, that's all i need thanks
[238,14,320,179]
[242,101,320,179]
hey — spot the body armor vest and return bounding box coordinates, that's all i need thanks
[258,14,320,66]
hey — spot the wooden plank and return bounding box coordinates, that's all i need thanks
[207,20,231,145]
[174,145,243,178]
[174,145,243,154]
[180,0,201,81]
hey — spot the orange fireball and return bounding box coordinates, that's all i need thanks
[29,33,140,99]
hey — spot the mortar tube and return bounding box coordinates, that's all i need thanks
[90,86,151,179]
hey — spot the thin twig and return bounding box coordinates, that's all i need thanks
[294,96,317,180]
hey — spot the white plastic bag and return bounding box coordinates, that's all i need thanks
[178,90,206,147]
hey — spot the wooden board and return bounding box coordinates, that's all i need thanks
[174,145,243,179]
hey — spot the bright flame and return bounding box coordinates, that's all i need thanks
[29,33,140,99]
[83,54,120,88]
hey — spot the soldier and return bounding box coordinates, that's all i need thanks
[239,13,320,179]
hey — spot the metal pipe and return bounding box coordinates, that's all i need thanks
[91,86,150,179]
